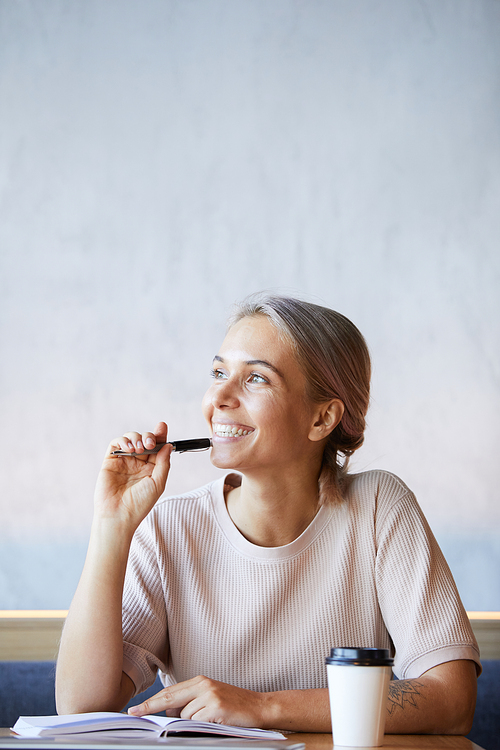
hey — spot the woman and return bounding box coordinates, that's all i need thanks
[56,293,480,734]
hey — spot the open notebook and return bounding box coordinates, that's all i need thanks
[3,714,305,750]
[10,714,289,742]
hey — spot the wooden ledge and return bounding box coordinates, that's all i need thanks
[0,611,68,661]
[466,613,500,660]
[0,610,68,618]
[0,611,499,661]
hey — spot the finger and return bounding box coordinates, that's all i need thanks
[107,435,136,455]
[164,708,182,718]
[122,431,147,453]
[107,424,169,456]
[131,424,169,452]
[128,678,201,717]
[127,688,182,717]
[153,421,168,443]
[179,697,212,721]
[122,424,169,453]
[141,431,157,450]
[150,443,172,496]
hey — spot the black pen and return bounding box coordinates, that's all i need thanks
[110,438,212,457]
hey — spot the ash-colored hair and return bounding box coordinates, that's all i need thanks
[228,292,371,502]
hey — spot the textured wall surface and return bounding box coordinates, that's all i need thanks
[0,0,499,609]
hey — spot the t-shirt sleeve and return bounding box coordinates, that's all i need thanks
[374,483,481,679]
[121,518,170,695]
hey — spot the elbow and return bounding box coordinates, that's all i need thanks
[55,671,134,715]
[56,690,81,716]
[55,676,77,716]
[436,673,477,736]
[424,659,478,736]
[448,697,476,736]
[56,684,128,715]
[56,687,96,716]
[55,674,95,715]
[56,692,125,716]
[448,673,477,736]
[443,712,474,737]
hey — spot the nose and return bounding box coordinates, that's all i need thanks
[211,377,240,410]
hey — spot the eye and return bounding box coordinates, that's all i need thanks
[248,372,268,384]
[210,368,227,380]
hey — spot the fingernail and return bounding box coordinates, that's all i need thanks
[128,442,135,451]
[145,438,155,448]
[136,441,143,451]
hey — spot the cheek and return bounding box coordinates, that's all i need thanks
[271,397,316,437]
[255,398,298,436]
[201,388,213,423]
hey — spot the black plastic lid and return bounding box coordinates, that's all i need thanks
[325,647,394,667]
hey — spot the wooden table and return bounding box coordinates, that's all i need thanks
[0,730,484,750]
[280,734,484,750]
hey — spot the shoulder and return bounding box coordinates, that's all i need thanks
[343,469,422,527]
[345,469,414,504]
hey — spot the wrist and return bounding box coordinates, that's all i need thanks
[92,499,143,531]
[89,515,136,554]
[258,691,286,731]
[258,689,331,732]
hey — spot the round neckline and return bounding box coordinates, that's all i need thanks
[211,474,334,561]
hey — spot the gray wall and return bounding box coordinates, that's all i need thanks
[1,0,499,610]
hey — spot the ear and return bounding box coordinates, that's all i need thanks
[308,399,345,443]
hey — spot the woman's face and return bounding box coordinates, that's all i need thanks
[202,314,324,475]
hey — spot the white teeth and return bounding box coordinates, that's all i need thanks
[213,423,251,437]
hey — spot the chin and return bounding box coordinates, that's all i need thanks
[210,454,236,470]
[209,444,242,471]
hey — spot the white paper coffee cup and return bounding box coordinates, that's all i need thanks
[325,647,394,747]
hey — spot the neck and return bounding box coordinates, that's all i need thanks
[226,468,322,547]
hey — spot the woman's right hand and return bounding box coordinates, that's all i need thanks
[57,422,172,714]
[93,421,172,533]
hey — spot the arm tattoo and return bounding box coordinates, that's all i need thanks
[387,680,424,715]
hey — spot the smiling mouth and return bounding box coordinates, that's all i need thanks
[212,423,254,437]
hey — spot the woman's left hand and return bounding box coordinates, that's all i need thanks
[128,675,270,728]
[126,660,478,734]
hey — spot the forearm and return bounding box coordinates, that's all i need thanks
[263,662,476,734]
[385,661,477,735]
[129,678,334,731]
[260,662,478,735]
[259,684,456,734]
[261,689,331,732]
[56,519,135,714]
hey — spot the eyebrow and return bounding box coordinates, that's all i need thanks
[213,355,284,379]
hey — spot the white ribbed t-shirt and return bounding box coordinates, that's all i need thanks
[121,470,480,696]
